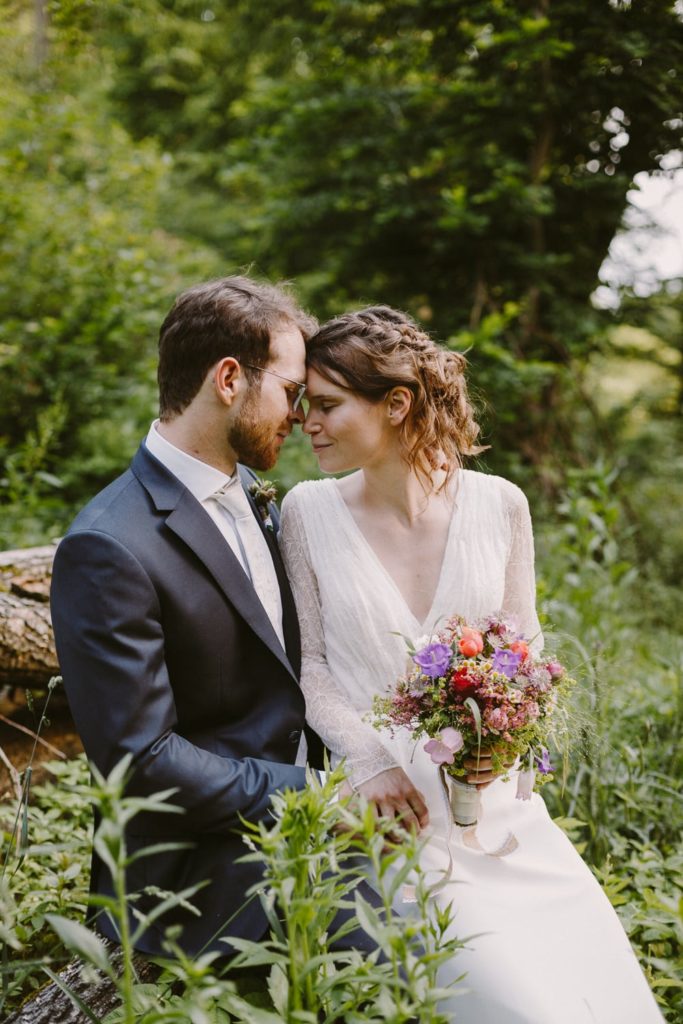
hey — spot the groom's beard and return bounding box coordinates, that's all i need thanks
[228,391,281,471]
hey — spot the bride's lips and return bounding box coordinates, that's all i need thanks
[311,442,332,454]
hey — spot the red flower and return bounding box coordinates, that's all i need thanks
[451,667,474,693]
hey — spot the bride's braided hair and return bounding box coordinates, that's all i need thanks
[306,305,486,484]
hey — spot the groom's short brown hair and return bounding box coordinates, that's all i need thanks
[157,276,316,420]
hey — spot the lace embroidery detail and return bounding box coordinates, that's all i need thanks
[280,494,399,787]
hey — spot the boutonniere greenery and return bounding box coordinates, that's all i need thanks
[248,477,278,530]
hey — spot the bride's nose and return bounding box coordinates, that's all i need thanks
[302,410,319,435]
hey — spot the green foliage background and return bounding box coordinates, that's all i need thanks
[0,1,681,1019]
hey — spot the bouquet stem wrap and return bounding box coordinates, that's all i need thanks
[447,776,480,826]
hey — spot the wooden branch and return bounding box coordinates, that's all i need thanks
[0,545,59,571]
[0,592,58,685]
[0,544,59,686]
[0,713,66,759]
[5,942,159,1024]
[0,742,22,801]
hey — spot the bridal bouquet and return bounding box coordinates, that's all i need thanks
[372,615,575,825]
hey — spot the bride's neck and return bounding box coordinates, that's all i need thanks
[356,461,448,525]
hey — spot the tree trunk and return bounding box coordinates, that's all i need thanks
[34,0,48,68]
[0,545,58,686]
[6,944,159,1024]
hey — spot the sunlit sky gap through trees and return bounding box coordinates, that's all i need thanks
[596,158,683,309]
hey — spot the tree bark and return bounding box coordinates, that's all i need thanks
[0,545,58,686]
[6,944,159,1024]
[34,0,48,69]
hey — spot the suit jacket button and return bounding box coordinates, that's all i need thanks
[288,730,301,744]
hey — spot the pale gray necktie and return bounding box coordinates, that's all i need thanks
[212,475,284,647]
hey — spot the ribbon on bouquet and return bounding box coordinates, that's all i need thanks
[400,768,519,903]
[441,769,520,858]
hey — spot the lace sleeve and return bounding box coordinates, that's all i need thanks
[502,484,544,653]
[280,493,399,787]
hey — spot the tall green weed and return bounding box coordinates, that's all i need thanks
[1,756,464,1022]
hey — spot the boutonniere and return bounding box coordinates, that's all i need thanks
[248,477,278,530]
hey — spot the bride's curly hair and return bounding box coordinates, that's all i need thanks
[306,305,486,486]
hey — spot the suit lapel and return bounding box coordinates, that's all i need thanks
[240,469,301,675]
[252,498,301,675]
[132,445,298,680]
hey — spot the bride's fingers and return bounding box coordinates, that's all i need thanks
[463,754,493,770]
[376,799,423,835]
[407,793,430,829]
[379,800,416,832]
[465,769,497,786]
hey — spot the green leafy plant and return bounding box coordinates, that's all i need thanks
[227,768,461,1023]
[0,680,91,1015]
[6,759,462,1023]
[538,466,683,1020]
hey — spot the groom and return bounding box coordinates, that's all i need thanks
[51,276,327,958]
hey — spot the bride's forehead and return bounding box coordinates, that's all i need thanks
[304,366,347,395]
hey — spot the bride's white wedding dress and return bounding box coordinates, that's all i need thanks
[280,472,663,1024]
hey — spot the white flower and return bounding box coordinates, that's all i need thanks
[529,667,552,690]
[413,633,438,650]
[516,768,536,801]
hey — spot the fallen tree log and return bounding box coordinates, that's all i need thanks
[0,545,59,686]
[5,943,159,1024]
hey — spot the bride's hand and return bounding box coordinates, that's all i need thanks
[340,768,430,833]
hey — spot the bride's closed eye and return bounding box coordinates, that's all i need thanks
[306,398,337,413]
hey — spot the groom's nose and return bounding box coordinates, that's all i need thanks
[288,403,305,426]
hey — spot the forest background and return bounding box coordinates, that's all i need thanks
[0,0,682,1020]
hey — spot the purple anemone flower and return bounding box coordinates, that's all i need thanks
[492,648,523,678]
[412,642,452,679]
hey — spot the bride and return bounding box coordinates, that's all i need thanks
[279,306,663,1023]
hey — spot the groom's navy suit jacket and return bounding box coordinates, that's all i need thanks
[51,442,320,956]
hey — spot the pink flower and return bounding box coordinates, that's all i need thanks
[516,768,536,801]
[485,707,509,731]
[546,661,565,679]
[526,701,540,720]
[424,727,464,765]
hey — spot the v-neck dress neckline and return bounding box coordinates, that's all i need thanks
[328,475,463,631]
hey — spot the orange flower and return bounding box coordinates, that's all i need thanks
[510,640,530,661]
[459,627,484,657]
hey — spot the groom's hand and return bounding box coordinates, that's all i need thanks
[342,768,430,833]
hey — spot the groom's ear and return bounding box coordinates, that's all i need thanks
[386,386,412,425]
[212,357,243,407]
